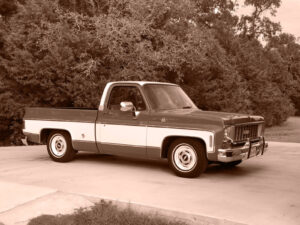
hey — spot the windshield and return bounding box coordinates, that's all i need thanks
[143,84,197,110]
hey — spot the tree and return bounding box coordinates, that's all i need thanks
[0,0,298,145]
[238,0,282,40]
[0,0,18,18]
[267,33,300,115]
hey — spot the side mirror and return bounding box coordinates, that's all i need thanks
[120,101,134,112]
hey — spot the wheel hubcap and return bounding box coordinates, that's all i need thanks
[50,135,67,157]
[173,144,197,172]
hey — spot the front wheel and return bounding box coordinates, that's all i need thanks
[47,131,75,162]
[168,138,208,178]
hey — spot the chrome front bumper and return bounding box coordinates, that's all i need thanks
[217,138,268,163]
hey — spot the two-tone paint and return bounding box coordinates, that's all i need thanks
[23,81,266,162]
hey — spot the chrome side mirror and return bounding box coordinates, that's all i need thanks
[120,101,134,112]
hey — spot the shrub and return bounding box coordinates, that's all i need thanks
[28,200,187,225]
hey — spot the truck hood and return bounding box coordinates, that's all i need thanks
[193,110,264,126]
[150,109,264,132]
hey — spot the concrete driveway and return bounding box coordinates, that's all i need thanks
[0,142,299,225]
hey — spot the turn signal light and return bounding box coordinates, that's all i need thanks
[222,140,232,149]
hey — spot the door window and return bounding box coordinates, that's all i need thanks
[107,86,146,111]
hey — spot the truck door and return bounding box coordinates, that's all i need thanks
[96,85,148,157]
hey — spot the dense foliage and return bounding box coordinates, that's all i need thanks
[29,200,187,225]
[0,0,299,145]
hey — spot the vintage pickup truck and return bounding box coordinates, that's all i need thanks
[23,81,268,177]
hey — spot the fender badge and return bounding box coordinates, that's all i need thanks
[161,117,166,123]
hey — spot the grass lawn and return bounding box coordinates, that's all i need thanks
[265,116,300,143]
[28,200,187,225]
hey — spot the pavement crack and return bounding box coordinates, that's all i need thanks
[0,190,58,215]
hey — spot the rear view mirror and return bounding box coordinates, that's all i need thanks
[120,101,134,112]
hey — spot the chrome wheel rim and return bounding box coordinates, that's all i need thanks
[173,144,197,172]
[50,134,67,158]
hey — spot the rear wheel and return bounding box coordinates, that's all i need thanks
[168,138,208,178]
[47,131,75,162]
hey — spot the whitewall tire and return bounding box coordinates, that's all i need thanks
[168,138,208,178]
[47,131,75,162]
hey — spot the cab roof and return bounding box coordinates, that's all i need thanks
[107,81,177,86]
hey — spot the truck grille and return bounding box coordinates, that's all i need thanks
[235,124,258,142]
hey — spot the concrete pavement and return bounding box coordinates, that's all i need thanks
[0,142,299,225]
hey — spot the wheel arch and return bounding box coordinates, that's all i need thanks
[161,136,207,158]
[40,128,73,146]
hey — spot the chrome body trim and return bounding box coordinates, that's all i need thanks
[225,121,264,127]
[217,137,268,163]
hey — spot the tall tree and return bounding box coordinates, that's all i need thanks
[238,0,281,40]
[267,33,300,115]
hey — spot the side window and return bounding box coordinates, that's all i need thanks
[107,86,146,111]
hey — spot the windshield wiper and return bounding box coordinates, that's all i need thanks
[182,106,192,109]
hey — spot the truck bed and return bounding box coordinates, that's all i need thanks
[24,107,98,123]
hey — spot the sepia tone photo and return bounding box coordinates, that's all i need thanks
[0,0,299,225]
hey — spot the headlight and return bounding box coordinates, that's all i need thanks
[224,126,235,141]
[222,126,235,149]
